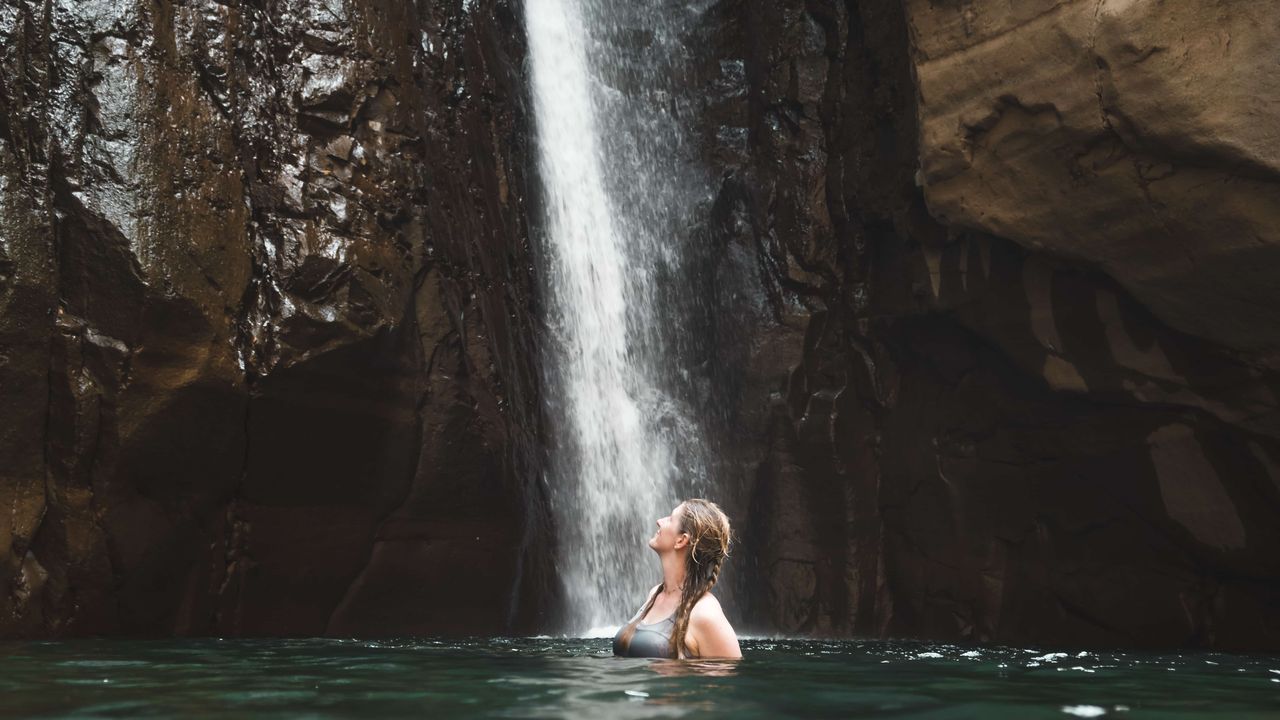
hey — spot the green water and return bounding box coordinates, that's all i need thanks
[0,637,1276,718]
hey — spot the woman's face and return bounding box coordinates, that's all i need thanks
[649,503,687,553]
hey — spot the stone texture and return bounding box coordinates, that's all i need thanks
[4,0,1279,652]
[703,0,1280,650]
[0,0,551,637]
[907,0,1280,358]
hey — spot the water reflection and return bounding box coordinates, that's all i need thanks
[648,658,740,678]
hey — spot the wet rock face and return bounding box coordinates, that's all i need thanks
[4,0,1279,650]
[0,0,549,636]
[907,0,1280,358]
[710,0,1280,649]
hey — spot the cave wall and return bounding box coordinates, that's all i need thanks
[0,0,550,637]
[3,0,1278,650]
[705,0,1280,650]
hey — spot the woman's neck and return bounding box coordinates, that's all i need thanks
[660,550,686,595]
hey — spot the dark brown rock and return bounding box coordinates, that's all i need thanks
[905,0,1280,358]
[707,0,1280,650]
[0,0,550,638]
[4,0,1279,652]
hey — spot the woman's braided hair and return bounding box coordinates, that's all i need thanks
[615,499,732,658]
[668,499,732,658]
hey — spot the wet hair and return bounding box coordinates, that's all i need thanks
[616,499,732,658]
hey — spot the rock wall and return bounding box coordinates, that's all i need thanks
[708,0,1280,650]
[0,0,551,637]
[4,0,1278,650]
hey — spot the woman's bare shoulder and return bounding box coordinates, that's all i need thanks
[690,592,726,619]
[687,592,740,659]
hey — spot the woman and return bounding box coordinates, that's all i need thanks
[612,499,742,659]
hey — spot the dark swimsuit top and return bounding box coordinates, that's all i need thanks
[612,613,676,658]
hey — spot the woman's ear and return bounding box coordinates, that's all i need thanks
[674,532,690,550]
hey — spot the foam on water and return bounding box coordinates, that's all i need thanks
[583,625,622,639]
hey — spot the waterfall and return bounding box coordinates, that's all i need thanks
[524,0,712,632]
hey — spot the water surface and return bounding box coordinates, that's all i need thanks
[1,638,1276,718]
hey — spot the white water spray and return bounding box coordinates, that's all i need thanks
[525,0,712,631]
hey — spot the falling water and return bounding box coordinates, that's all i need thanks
[524,0,712,631]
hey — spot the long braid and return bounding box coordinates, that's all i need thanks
[669,550,725,658]
[668,500,732,658]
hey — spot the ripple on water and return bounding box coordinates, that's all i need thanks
[58,660,152,668]
[0,638,1277,719]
